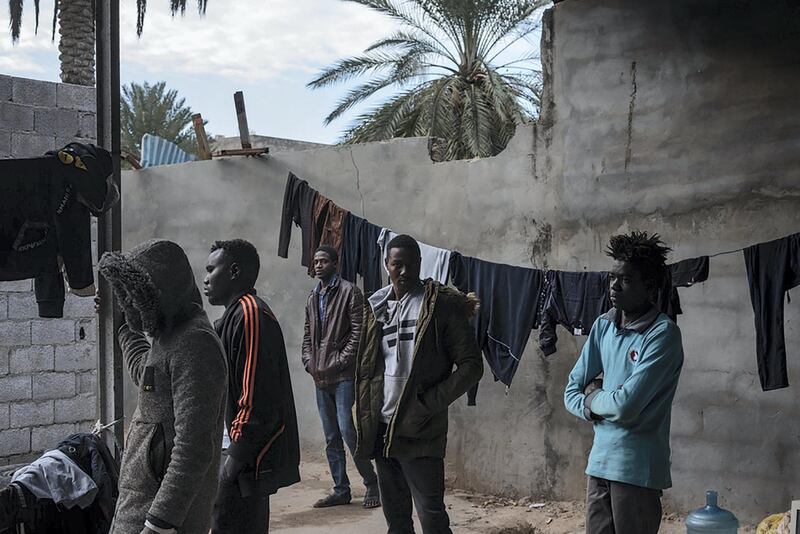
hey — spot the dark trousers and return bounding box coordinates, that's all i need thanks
[743,232,800,390]
[373,425,451,534]
[585,476,662,534]
[316,379,378,496]
[211,451,270,534]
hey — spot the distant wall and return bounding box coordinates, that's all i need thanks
[121,0,800,522]
[0,74,99,463]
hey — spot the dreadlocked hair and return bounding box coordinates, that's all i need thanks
[605,231,672,287]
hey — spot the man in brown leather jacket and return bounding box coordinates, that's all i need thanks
[303,245,380,509]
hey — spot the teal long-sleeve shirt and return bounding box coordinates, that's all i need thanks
[564,307,684,490]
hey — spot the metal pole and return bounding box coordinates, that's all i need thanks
[95,0,124,459]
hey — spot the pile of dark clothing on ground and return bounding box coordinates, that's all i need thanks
[0,433,119,534]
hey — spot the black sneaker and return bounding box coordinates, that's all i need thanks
[313,492,352,508]
[363,485,381,509]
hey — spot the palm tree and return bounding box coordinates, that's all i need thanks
[120,81,202,159]
[7,0,207,86]
[308,0,547,160]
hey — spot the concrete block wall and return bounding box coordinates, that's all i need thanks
[0,74,98,463]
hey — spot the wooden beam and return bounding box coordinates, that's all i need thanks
[233,91,252,149]
[193,113,212,160]
[214,147,269,157]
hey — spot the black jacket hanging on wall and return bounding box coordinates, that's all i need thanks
[0,143,116,318]
[743,233,800,391]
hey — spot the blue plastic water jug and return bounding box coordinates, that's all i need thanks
[685,490,739,533]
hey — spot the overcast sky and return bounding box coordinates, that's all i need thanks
[0,1,541,144]
[0,0,401,143]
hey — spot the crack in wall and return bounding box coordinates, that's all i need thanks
[349,147,366,218]
[624,60,638,173]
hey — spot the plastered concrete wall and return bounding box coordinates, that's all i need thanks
[121,0,800,522]
[0,75,98,463]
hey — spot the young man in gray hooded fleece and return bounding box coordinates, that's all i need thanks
[98,239,227,534]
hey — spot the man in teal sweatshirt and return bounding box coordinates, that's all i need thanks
[564,231,684,534]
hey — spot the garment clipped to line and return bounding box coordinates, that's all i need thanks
[311,193,349,277]
[278,172,318,269]
[449,252,544,404]
[656,256,710,321]
[743,233,800,390]
[0,143,117,318]
[538,271,611,357]
[378,228,451,284]
[340,213,384,296]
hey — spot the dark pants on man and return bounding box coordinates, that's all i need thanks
[585,476,662,534]
[316,379,378,496]
[373,423,451,534]
[211,450,270,534]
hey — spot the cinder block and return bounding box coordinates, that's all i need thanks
[54,394,96,423]
[0,428,30,456]
[31,319,75,345]
[0,294,7,320]
[75,420,96,433]
[0,348,8,375]
[31,423,73,452]
[0,131,10,158]
[0,280,32,292]
[11,132,55,158]
[76,318,96,342]
[77,112,96,139]
[10,400,54,428]
[63,294,96,319]
[0,375,31,402]
[7,292,40,319]
[55,343,94,371]
[12,77,57,107]
[33,372,76,400]
[0,320,31,345]
[34,107,79,137]
[0,405,9,429]
[10,345,55,373]
[77,370,96,394]
[0,102,34,132]
[55,136,94,149]
[0,75,11,101]
[56,83,95,112]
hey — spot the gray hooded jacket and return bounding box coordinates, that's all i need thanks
[99,239,227,534]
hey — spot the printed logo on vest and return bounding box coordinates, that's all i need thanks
[629,349,639,362]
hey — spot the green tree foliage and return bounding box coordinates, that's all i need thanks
[308,0,548,160]
[120,81,201,159]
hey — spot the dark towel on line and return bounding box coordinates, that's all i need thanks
[743,233,800,391]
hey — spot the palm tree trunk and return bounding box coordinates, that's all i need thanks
[58,0,95,86]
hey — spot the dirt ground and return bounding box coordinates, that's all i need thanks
[270,459,756,533]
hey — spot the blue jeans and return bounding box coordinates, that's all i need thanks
[316,379,377,496]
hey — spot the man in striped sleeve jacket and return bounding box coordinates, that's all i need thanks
[204,239,301,533]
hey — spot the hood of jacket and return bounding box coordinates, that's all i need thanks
[98,239,202,336]
[49,143,119,216]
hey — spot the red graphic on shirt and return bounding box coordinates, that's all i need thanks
[629,350,639,362]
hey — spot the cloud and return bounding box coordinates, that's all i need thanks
[121,0,398,83]
[0,0,60,78]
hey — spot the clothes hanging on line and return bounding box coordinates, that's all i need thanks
[743,233,800,391]
[538,271,612,357]
[657,256,710,321]
[0,143,116,318]
[449,252,545,404]
[311,194,349,277]
[278,172,318,269]
[378,228,451,284]
[340,213,384,296]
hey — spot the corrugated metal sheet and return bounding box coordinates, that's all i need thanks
[140,133,196,168]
